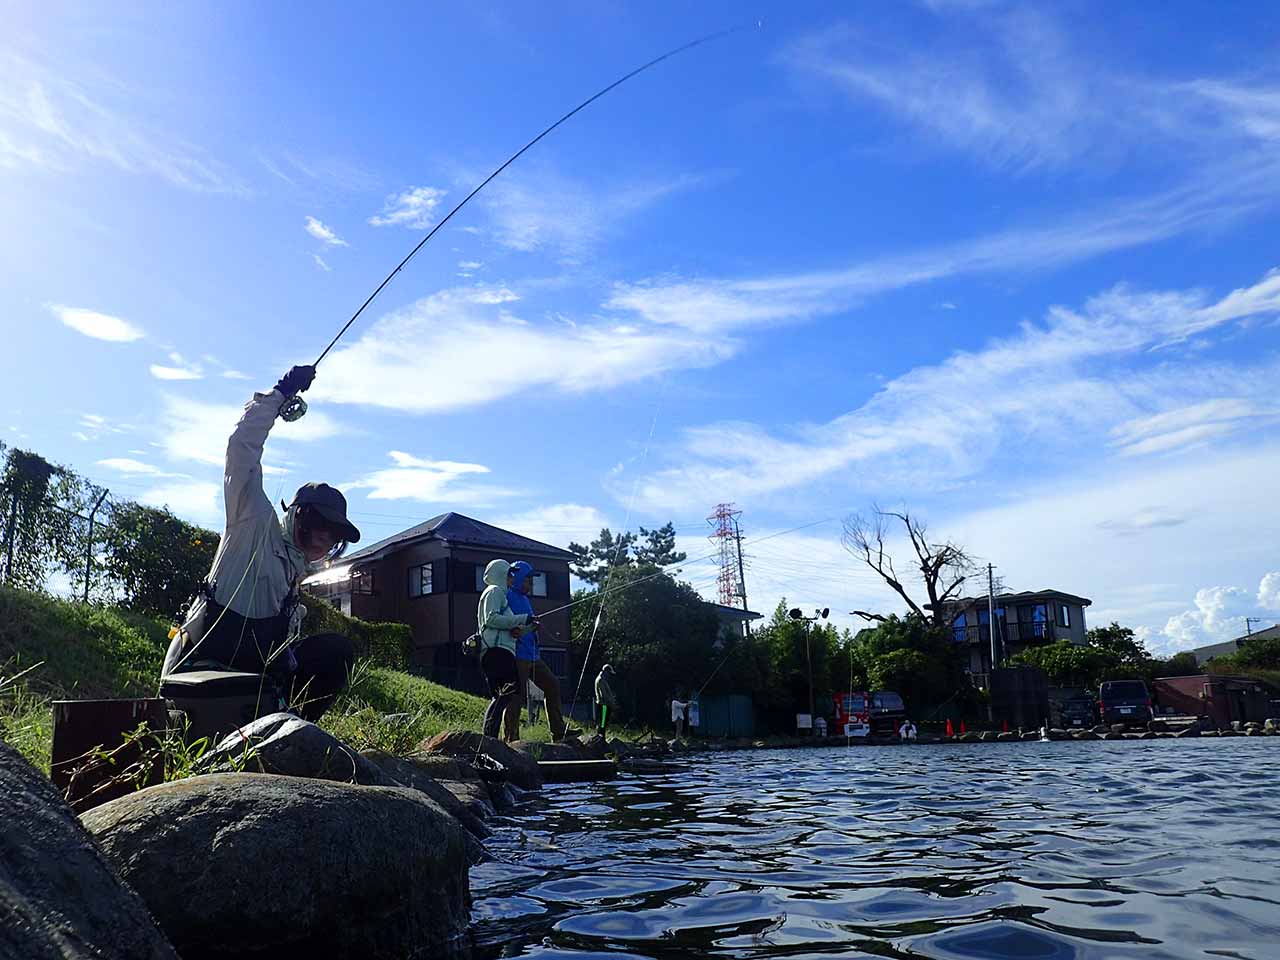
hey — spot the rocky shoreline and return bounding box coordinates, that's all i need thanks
[3,712,1276,958]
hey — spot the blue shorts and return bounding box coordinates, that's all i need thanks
[515,634,540,663]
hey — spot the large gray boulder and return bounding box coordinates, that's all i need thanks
[207,713,397,786]
[81,773,474,959]
[422,730,542,789]
[0,738,176,959]
[360,750,490,839]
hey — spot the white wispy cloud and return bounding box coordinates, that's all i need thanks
[304,216,347,247]
[138,481,223,528]
[311,253,331,272]
[491,503,614,552]
[621,266,1280,513]
[96,457,179,477]
[158,393,343,468]
[344,450,513,506]
[309,285,734,414]
[368,185,447,229]
[149,351,203,381]
[480,170,709,257]
[50,304,144,342]
[0,57,244,193]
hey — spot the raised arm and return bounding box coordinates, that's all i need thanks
[223,366,314,527]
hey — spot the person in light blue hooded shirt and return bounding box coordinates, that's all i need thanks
[506,561,573,742]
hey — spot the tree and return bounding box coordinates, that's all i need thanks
[101,503,220,619]
[634,523,686,569]
[752,600,839,732]
[850,614,973,711]
[1010,641,1119,689]
[568,522,686,585]
[0,447,90,591]
[567,565,721,726]
[1086,622,1150,665]
[842,507,975,627]
[567,528,637,585]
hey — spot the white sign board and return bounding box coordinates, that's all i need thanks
[796,713,812,731]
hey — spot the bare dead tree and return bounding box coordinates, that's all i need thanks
[841,506,976,627]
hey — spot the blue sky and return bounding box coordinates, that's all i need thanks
[5,1,1280,652]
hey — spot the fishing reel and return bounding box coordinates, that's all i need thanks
[279,395,308,422]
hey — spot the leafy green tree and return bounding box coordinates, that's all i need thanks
[1010,640,1119,689]
[1158,651,1202,677]
[567,528,637,585]
[634,523,687,569]
[850,614,972,711]
[101,503,220,619]
[1086,622,1151,665]
[0,447,90,591]
[567,565,721,726]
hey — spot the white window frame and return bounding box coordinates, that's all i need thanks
[532,571,548,598]
[409,564,432,598]
[1060,604,1071,628]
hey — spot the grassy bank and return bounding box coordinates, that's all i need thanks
[0,585,649,773]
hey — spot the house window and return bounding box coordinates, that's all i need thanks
[952,611,967,643]
[352,567,375,595]
[408,564,433,598]
[532,572,548,598]
[1060,604,1071,628]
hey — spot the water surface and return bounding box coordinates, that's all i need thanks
[470,740,1280,959]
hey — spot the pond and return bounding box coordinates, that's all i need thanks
[470,740,1280,959]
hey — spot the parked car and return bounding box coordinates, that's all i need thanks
[869,691,907,735]
[1058,696,1097,729]
[1098,679,1153,727]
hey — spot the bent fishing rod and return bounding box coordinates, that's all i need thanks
[279,25,751,423]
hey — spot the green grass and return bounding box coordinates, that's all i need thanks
[0,585,658,773]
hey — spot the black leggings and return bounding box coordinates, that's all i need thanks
[481,647,517,739]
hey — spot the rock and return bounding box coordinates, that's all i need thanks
[997,732,1019,742]
[1139,731,1157,740]
[391,752,483,782]
[1073,730,1100,741]
[0,739,177,959]
[1092,724,1109,735]
[1202,729,1220,737]
[1021,731,1042,741]
[1102,732,1125,740]
[959,732,982,743]
[1218,729,1238,737]
[980,731,999,742]
[1110,724,1127,735]
[438,778,497,819]
[1147,719,1168,733]
[1176,725,1201,738]
[208,714,396,787]
[82,773,474,959]
[1265,718,1277,733]
[1048,728,1069,741]
[606,737,633,758]
[422,730,542,790]
[510,739,580,762]
[1246,727,1261,736]
[578,734,609,760]
[360,750,490,839]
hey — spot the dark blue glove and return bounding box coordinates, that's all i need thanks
[274,365,316,397]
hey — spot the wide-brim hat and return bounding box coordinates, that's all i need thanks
[291,482,360,543]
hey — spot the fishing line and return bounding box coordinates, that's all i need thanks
[279,24,754,422]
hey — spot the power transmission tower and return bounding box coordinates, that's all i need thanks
[707,503,744,608]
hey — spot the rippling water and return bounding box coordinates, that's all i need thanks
[468,740,1280,959]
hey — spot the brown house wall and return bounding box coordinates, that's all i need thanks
[329,541,573,689]
[1153,675,1272,726]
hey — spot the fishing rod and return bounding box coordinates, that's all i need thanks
[279,24,752,423]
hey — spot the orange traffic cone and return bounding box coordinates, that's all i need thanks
[945,718,954,737]
[1002,719,1009,733]
[959,720,967,734]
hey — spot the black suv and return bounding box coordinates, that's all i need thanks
[869,690,907,735]
[1098,679,1153,727]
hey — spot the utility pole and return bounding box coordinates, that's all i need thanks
[1246,618,1265,636]
[732,518,750,636]
[82,487,108,602]
[987,563,998,674]
[789,607,828,735]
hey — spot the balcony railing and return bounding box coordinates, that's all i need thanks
[952,621,1056,645]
